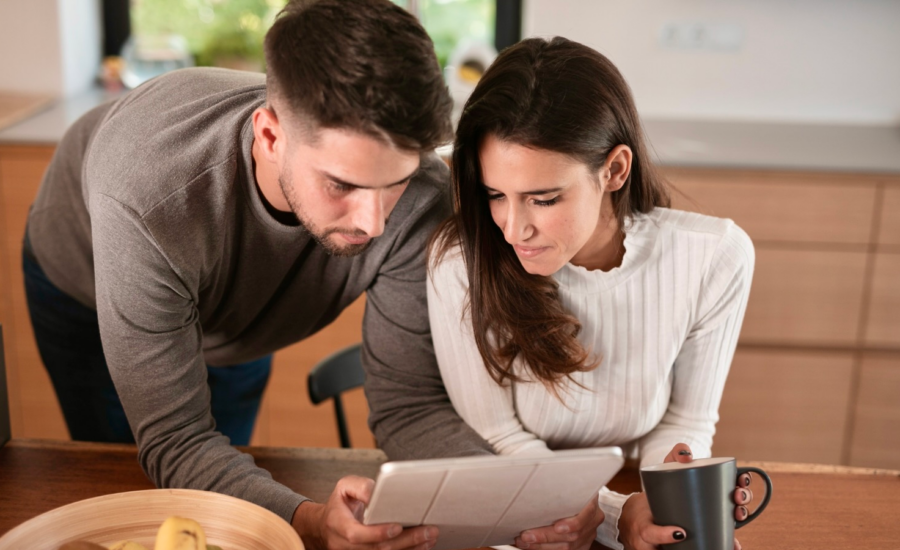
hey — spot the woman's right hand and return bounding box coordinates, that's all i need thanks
[616,443,694,549]
[617,492,686,550]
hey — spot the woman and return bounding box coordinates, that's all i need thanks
[428,37,755,550]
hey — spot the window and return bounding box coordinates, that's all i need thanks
[124,0,518,68]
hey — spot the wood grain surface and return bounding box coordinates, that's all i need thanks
[1,440,898,550]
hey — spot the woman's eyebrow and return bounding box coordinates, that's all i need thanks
[483,184,564,195]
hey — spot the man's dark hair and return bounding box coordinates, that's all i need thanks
[264,0,453,151]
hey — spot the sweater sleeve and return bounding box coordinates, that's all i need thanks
[92,193,307,523]
[636,222,755,465]
[364,159,494,460]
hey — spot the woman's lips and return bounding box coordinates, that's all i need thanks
[513,244,549,259]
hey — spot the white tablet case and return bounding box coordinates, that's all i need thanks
[364,447,624,550]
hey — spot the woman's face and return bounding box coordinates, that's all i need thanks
[479,134,624,276]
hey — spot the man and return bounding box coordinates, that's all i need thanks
[23,1,491,549]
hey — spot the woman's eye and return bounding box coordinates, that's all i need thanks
[487,193,505,201]
[533,197,559,207]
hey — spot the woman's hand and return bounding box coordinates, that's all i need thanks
[617,443,751,550]
[515,495,605,550]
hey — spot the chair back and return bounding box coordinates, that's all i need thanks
[307,343,364,448]
[1,325,10,447]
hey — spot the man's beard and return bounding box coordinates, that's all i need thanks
[278,171,373,257]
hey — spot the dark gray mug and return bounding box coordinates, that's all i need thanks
[639,457,773,550]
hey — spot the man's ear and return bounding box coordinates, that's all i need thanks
[601,144,633,193]
[252,106,283,162]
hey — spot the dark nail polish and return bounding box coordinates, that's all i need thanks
[741,489,748,501]
[678,450,692,456]
[673,531,685,541]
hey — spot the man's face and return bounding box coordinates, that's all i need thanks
[279,126,421,256]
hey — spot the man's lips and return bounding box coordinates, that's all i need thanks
[513,244,549,258]
[337,233,371,245]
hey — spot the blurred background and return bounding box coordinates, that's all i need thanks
[0,1,897,470]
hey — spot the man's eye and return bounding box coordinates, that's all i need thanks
[331,182,353,193]
[534,197,559,207]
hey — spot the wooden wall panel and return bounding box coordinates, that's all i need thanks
[665,169,877,245]
[0,146,67,439]
[0,148,19,436]
[864,253,900,347]
[849,354,900,469]
[713,348,855,464]
[740,249,868,346]
[877,187,900,247]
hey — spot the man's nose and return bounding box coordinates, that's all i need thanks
[354,190,386,237]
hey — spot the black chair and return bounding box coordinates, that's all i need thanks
[307,343,365,448]
[1,325,10,447]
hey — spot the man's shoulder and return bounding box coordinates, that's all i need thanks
[85,68,266,216]
[408,153,451,209]
[385,153,452,233]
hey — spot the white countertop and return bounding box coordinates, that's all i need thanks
[0,87,122,146]
[2,87,899,175]
[643,118,900,175]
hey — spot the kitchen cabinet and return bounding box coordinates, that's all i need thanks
[668,167,900,469]
[713,348,855,465]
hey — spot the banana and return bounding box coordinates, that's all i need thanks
[154,517,207,550]
[108,542,150,550]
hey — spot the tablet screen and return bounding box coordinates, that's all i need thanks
[364,447,624,550]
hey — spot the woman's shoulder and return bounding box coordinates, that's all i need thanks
[644,207,754,260]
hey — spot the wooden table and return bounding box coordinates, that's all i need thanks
[1,439,898,549]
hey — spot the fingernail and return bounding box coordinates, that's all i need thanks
[388,525,402,537]
[426,527,438,541]
[678,450,692,456]
[741,489,748,501]
[519,543,529,549]
[554,524,570,534]
[673,531,686,541]
[523,533,537,543]
[743,474,752,485]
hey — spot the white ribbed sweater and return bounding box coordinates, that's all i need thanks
[427,208,755,549]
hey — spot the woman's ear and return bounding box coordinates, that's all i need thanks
[601,144,633,193]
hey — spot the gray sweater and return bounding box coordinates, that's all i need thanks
[27,68,491,522]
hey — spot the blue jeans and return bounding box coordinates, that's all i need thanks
[22,239,271,445]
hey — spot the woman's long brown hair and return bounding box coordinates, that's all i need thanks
[431,37,670,390]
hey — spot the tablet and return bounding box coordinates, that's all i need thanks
[363,447,624,550]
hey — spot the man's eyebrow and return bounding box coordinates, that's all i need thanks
[483,185,565,196]
[323,167,420,189]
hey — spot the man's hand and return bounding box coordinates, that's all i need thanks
[514,495,605,550]
[292,475,439,550]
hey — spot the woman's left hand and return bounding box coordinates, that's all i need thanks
[514,495,605,550]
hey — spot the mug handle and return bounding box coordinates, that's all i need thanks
[735,466,773,529]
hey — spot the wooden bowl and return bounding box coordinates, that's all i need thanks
[0,488,304,550]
